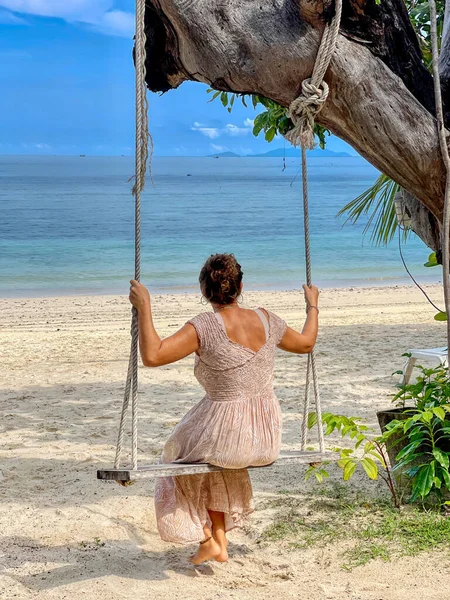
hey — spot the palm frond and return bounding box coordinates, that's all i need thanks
[337,174,411,246]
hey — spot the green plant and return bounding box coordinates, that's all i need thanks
[381,363,450,503]
[306,364,450,506]
[392,362,450,410]
[305,412,400,507]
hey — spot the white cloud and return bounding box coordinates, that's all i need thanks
[0,1,134,37]
[34,143,51,149]
[191,123,220,139]
[191,119,253,140]
[95,10,134,37]
[0,0,111,20]
[225,123,251,137]
[244,118,254,128]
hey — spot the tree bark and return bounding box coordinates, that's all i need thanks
[401,1,450,254]
[144,0,448,222]
[399,191,441,252]
[440,0,450,126]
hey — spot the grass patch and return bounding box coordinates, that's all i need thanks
[261,488,450,569]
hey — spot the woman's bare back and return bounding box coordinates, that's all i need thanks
[217,307,269,353]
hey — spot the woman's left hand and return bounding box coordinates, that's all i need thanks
[129,280,150,311]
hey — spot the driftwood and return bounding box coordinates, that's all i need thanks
[144,0,450,248]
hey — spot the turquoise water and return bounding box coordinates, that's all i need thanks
[0,155,440,297]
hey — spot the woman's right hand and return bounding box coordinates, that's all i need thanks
[302,284,320,308]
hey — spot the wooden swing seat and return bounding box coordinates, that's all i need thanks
[97,450,339,482]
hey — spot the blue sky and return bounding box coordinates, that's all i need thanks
[0,1,356,156]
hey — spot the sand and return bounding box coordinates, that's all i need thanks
[1,284,449,600]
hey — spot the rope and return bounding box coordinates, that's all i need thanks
[114,0,149,471]
[300,146,325,453]
[286,2,343,452]
[430,0,450,368]
[285,1,343,150]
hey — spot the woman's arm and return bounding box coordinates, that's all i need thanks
[129,280,199,367]
[278,284,319,354]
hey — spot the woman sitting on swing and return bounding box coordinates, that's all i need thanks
[129,253,319,564]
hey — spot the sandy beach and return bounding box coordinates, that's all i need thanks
[1,284,449,600]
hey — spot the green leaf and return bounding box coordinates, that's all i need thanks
[307,412,318,429]
[337,173,404,247]
[392,453,422,471]
[361,457,378,480]
[433,448,450,470]
[434,312,448,322]
[319,468,329,479]
[304,466,315,481]
[265,127,276,143]
[433,407,446,421]
[441,469,450,489]
[337,458,350,469]
[421,411,434,423]
[433,476,442,489]
[395,440,422,462]
[220,92,228,107]
[207,90,221,103]
[424,252,438,267]
[340,448,354,457]
[364,441,375,453]
[343,460,357,481]
[355,434,366,449]
[404,418,418,432]
[412,463,435,500]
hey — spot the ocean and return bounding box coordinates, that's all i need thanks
[0,155,441,298]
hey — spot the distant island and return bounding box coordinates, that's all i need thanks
[209,148,352,158]
[210,151,241,158]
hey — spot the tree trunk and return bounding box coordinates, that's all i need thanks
[144,0,448,223]
[399,191,441,252]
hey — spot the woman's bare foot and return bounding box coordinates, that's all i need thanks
[189,537,222,565]
[212,528,228,562]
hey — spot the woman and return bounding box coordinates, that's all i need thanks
[129,253,319,565]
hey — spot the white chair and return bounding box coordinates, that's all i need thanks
[401,346,448,384]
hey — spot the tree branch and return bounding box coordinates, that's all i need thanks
[144,0,447,219]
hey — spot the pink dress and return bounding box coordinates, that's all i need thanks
[154,308,287,543]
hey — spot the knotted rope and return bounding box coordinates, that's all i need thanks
[285,1,343,150]
[285,2,343,452]
[114,0,150,471]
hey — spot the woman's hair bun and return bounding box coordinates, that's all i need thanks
[211,256,226,270]
[199,253,243,305]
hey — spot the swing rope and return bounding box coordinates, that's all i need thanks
[285,0,343,452]
[112,0,343,469]
[114,0,149,470]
